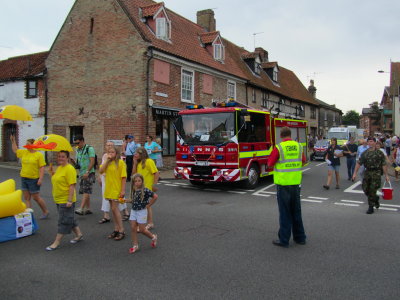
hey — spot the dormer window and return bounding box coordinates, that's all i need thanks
[273,68,278,81]
[156,17,168,40]
[214,44,223,61]
[200,31,224,62]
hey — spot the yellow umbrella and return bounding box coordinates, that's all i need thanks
[24,134,73,152]
[0,105,33,121]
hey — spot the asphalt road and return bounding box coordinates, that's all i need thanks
[1,161,400,299]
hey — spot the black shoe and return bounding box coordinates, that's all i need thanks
[272,240,289,248]
[366,206,374,214]
[294,240,306,245]
[375,196,380,209]
[323,185,329,190]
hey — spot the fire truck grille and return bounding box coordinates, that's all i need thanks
[193,154,211,160]
[191,166,213,176]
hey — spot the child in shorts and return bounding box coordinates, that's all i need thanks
[128,173,158,253]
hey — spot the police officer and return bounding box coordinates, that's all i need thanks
[352,137,390,214]
[268,127,307,248]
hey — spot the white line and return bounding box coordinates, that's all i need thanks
[341,200,364,204]
[263,191,277,194]
[174,182,189,186]
[227,190,246,194]
[302,168,311,172]
[316,162,326,166]
[381,203,400,208]
[237,189,256,192]
[165,184,179,187]
[301,199,323,203]
[252,194,271,197]
[379,207,398,211]
[308,196,328,200]
[343,181,364,193]
[334,202,359,207]
[160,180,171,184]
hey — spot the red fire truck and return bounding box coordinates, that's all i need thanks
[174,102,308,188]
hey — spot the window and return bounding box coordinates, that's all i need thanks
[0,84,4,101]
[324,111,327,121]
[255,62,261,75]
[273,69,278,82]
[181,69,194,103]
[156,18,168,40]
[262,92,269,108]
[214,44,224,61]
[311,107,316,119]
[238,112,266,143]
[156,118,176,155]
[70,126,84,144]
[252,89,256,103]
[227,81,236,100]
[26,80,37,98]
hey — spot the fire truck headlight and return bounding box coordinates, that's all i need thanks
[223,171,230,176]
[216,170,222,176]
[183,168,189,174]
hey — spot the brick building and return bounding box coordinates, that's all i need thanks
[47,0,319,167]
[0,52,48,161]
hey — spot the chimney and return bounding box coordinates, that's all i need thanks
[254,47,269,62]
[197,9,216,32]
[308,80,317,99]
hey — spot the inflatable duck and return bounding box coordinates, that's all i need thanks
[0,179,26,218]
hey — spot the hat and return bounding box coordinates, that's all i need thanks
[367,137,376,142]
[128,135,134,139]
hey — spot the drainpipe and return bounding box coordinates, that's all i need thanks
[44,68,48,135]
[146,47,154,135]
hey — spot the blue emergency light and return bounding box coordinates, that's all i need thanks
[186,105,204,109]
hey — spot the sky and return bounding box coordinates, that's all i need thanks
[1,0,399,115]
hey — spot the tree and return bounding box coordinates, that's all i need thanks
[369,103,381,126]
[342,110,360,126]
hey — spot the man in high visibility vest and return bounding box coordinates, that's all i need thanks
[268,127,307,248]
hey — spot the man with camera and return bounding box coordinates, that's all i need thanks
[72,135,96,215]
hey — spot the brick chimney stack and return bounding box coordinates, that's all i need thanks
[254,47,269,62]
[308,79,317,99]
[197,9,216,32]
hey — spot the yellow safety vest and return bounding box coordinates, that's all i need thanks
[274,140,303,185]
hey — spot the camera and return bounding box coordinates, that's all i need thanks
[75,163,81,170]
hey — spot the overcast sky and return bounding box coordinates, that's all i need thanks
[1,0,399,114]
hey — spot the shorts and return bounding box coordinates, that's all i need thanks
[78,172,96,195]
[129,209,148,224]
[57,203,78,234]
[21,177,40,194]
[328,165,340,172]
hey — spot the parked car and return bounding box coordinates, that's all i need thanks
[311,139,330,160]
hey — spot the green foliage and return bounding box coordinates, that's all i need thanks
[369,104,381,125]
[342,110,360,126]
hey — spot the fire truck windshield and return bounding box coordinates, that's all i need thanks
[176,112,235,145]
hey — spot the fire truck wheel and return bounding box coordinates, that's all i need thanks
[245,164,260,188]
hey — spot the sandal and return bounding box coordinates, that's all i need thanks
[151,234,158,248]
[114,232,125,241]
[107,231,118,239]
[98,218,111,224]
[129,245,139,254]
[70,235,84,244]
[122,214,130,221]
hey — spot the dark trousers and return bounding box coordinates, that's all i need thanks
[126,155,133,181]
[276,185,306,246]
[386,147,391,156]
[346,157,356,179]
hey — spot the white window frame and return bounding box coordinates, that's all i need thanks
[273,67,278,81]
[156,17,168,40]
[324,110,327,121]
[227,81,236,101]
[181,68,194,103]
[214,44,223,61]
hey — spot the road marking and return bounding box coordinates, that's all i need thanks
[252,184,275,197]
[253,194,271,197]
[316,162,326,166]
[237,189,256,192]
[379,207,398,211]
[227,190,246,194]
[174,182,189,186]
[301,199,323,203]
[165,184,179,187]
[308,196,328,200]
[381,203,400,208]
[302,168,311,172]
[341,200,364,204]
[344,181,364,194]
[160,180,171,184]
[334,202,359,207]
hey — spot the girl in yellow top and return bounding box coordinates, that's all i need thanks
[46,151,83,251]
[132,146,159,230]
[99,146,127,241]
[10,135,49,219]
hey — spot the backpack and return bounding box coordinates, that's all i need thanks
[83,145,98,170]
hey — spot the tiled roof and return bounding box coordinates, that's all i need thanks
[141,2,164,17]
[261,62,278,69]
[120,0,318,105]
[199,31,219,44]
[362,108,372,114]
[241,52,259,60]
[0,51,48,81]
[316,98,342,112]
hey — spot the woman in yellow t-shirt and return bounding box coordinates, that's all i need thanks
[99,146,127,241]
[46,151,83,251]
[132,146,159,230]
[11,135,49,219]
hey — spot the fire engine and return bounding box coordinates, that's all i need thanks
[174,102,308,188]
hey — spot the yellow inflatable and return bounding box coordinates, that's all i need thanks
[0,179,26,218]
[0,179,16,195]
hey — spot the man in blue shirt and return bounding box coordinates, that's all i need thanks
[125,135,140,181]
